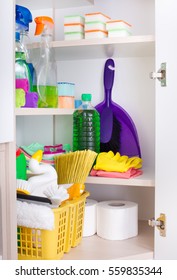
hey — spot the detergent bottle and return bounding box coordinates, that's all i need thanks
[34,16,58,108]
[16,4,35,87]
[15,31,33,92]
[16,5,32,63]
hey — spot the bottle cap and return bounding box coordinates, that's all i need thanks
[81,93,92,101]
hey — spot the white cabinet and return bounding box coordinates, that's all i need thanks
[1,0,176,259]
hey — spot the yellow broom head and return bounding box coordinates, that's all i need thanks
[54,150,97,184]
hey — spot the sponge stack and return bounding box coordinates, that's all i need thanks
[64,15,85,40]
[106,20,132,37]
[85,12,110,39]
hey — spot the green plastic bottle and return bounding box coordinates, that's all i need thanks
[73,93,100,153]
[16,149,27,180]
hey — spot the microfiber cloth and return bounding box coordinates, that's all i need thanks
[17,200,54,230]
[90,168,143,179]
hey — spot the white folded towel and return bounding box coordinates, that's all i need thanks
[17,200,54,230]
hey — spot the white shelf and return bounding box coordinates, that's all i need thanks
[86,168,155,187]
[15,108,74,116]
[62,221,154,260]
[16,0,94,10]
[32,35,155,60]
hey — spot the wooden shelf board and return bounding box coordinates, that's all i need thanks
[62,221,154,260]
[15,108,74,116]
[86,168,155,187]
[31,35,155,60]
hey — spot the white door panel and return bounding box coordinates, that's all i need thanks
[0,2,14,143]
[155,0,177,259]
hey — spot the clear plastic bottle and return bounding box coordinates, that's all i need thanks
[15,32,33,91]
[34,16,58,108]
[73,93,100,153]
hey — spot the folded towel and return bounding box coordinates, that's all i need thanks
[90,168,143,179]
[16,78,29,92]
[17,200,54,230]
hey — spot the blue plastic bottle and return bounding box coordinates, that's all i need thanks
[73,93,100,153]
[15,5,34,91]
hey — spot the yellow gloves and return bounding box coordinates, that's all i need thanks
[93,151,142,173]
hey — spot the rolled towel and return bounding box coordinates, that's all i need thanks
[17,200,54,230]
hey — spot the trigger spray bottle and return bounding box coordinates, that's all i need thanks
[34,16,58,108]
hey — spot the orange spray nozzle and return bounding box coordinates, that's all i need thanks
[34,16,54,35]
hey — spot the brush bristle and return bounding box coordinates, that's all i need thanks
[100,114,121,153]
[54,150,97,184]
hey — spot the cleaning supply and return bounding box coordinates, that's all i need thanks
[16,5,33,63]
[43,185,69,206]
[16,179,32,195]
[85,30,108,39]
[73,93,100,153]
[15,5,33,92]
[57,82,75,108]
[17,200,54,230]
[16,149,27,180]
[95,58,141,157]
[106,20,132,37]
[64,15,85,40]
[15,31,33,92]
[34,16,58,108]
[15,89,26,108]
[28,150,58,197]
[55,150,97,184]
[93,151,142,173]
[96,59,121,154]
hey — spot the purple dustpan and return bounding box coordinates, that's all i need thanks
[95,58,141,158]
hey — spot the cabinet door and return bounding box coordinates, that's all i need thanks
[0,1,14,143]
[155,0,177,259]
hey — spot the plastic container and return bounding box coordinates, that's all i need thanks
[73,93,100,153]
[16,149,27,180]
[57,82,75,108]
[15,32,33,92]
[34,16,58,108]
[85,30,108,39]
[17,192,89,260]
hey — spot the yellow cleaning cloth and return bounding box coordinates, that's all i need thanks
[93,151,142,173]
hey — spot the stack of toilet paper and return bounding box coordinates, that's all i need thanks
[83,199,138,240]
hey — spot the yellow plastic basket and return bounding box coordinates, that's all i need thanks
[17,191,89,260]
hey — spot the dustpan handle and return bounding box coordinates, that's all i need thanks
[104,58,115,107]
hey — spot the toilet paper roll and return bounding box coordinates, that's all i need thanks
[97,200,138,240]
[83,199,98,237]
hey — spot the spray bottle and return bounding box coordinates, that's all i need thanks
[15,5,33,92]
[34,16,58,108]
[16,5,32,63]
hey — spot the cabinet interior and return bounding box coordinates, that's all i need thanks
[12,0,156,259]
